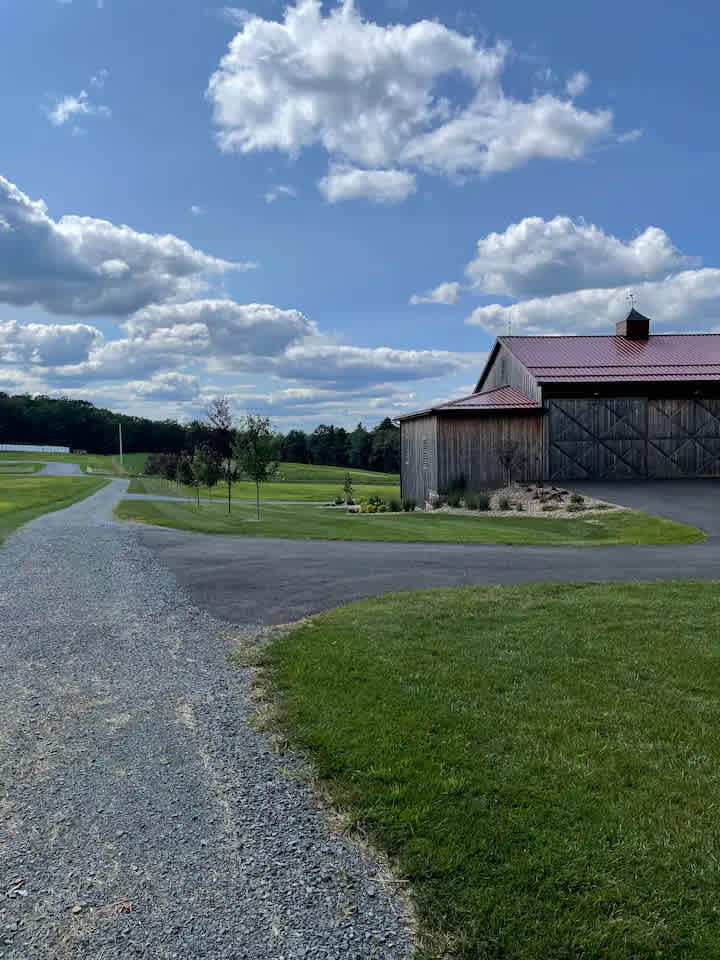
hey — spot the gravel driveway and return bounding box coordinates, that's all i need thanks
[0,481,411,959]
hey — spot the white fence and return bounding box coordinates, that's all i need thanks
[0,443,70,453]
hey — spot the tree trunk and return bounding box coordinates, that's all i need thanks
[256,479,260,521]
[228,475,231,514]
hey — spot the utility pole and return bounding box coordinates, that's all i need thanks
[118,422,123,468]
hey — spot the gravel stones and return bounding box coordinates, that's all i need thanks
[0,480,412,959]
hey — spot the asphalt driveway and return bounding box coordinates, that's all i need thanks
[572,479,720,535]
[135,479,720,627]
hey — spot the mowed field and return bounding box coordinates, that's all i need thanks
[115,498,702,545]
[0,451,150,475]
[0,462,44,475]
[0,475,109,542]
[263,581,720,959]
[128,461,401,502]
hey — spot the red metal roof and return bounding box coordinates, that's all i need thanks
[501,334,720,382]
[440,385,540,409]
[397,385,541,421]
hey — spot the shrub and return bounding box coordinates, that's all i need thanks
[447,489,462,508]
[566,503,584,512]
[541,503,559,512]
[389,498,401,512]
[428,492,442,510]
[466,491,490,511]
[402,496,417,512]
[334,494,344,505]
[377,503,388,512]
[498,496,511,511]
[570,493,585,504]
[343,472,354,504]
[448,473,466,492]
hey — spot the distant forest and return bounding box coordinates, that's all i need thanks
[0,393,401,474]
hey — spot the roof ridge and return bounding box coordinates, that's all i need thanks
[500,332,720,340]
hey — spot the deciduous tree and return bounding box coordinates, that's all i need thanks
[234,415,279,520]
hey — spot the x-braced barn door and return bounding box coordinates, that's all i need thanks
[647,397,720,477]
[548,398,647,480]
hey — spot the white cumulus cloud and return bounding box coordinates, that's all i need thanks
[465,217,692,298]
[466,268,720,336]
[207,0,622,202]
[264,185,297,204]
[410,281,461,305]
[0,319,102,366]
[566,71,589,97]
[126,372,200,401]
[47,82,111,127]
[127,300,315,357]
[268,343,473,387]
[318,166,416,204]
[0,173,254,316]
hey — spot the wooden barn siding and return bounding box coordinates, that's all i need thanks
[400,415,438,501]
[480,344,542,402]
[437,414,543,491]
[547,395,720,480]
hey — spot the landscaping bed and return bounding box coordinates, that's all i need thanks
[432,481,624,519]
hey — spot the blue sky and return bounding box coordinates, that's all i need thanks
[1,0,719,429]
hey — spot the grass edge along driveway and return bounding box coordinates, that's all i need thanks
[114,498,703,546]
[0,476,109,543]
[260,581,720,959]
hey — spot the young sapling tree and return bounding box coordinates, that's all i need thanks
[234,414,279,520]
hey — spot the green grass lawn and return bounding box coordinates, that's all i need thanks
[0,475,109,542]
[114,498,702,545]
[262,582,720,958]
[0,461,44,474]
[0,451,150,475]
[273,461,399,485]
[127,474,401,503]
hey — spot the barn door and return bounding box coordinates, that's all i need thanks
[548,399,598,479]
[548,398,647,480]
[595,398,647,479]
[648,398,720,477]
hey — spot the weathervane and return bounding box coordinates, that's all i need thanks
[626,291,636,310]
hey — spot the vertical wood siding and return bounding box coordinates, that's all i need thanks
[437,414,543,491]
[480,344,542,402]
[400,415,438,502]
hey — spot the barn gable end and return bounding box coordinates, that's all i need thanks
[475,341,541,402]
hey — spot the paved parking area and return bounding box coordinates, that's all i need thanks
[571,479,720,536]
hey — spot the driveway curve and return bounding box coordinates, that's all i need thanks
[0,480,411,959]
[133,481,720,627]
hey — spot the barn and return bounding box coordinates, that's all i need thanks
[399,310,720,503]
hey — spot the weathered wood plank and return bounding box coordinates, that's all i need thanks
[400,415,438,501]
[480,343,542,402]
[436,413,542,491]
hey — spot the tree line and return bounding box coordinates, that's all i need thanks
[0,392,401,473]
